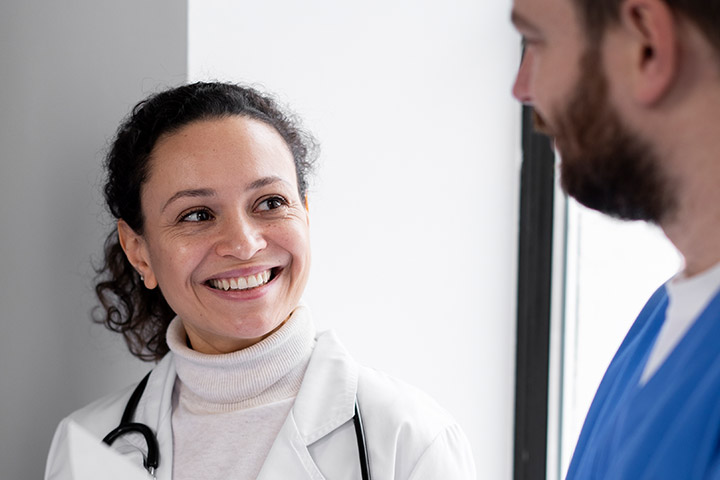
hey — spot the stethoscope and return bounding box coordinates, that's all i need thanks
[102,372,371,480]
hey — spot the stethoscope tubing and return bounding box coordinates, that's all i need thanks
[102,371,371,480]
[102,372,159,476]
[353,401,371,480]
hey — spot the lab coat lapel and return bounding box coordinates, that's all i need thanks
[256,410,325,479]
[293,331,358,443]
[258,330,359,479]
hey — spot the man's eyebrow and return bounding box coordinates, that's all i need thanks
[511,10,540,33]
[162,188,215,213]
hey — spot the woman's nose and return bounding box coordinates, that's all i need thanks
[512,52,534,105]
[214,215,267,260]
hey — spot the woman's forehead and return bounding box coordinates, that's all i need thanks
[154,116,291,158]
[147,117,297,186]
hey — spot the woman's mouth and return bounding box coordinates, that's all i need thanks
[206,268,278,292]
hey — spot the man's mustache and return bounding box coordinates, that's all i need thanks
[532,109,553,136]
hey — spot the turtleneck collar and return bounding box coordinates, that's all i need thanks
[166,306,316,408]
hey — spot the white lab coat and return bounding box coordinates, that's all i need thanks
[45,330,477,479]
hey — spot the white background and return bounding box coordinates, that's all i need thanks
[188,1,522,475]
[1,1,521,478]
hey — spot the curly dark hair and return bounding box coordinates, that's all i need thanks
[94,82,319,362]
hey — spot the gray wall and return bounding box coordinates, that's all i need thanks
[0,2,186,477]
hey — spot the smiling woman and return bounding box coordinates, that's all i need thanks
[94,83,317,362]
[43,82,477,480]
[118,117,312,355]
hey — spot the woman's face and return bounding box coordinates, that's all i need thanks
[119,116,311,354]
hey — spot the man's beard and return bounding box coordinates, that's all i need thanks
[536,47,675,224]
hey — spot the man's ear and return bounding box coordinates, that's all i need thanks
[117,220,158,289]
[620,0,678,105]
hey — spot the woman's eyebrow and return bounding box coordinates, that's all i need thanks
[161,177,290,213]
[162,188,215,213]
[246,175,289,191]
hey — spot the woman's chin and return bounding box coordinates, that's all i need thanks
[184,312,290,354]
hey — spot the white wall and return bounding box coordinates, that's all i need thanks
[0,1,521,478]
[0,2,186,478]
[189,1,522,477]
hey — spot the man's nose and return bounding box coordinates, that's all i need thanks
[512,52,533,105]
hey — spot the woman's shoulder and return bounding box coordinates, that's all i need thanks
[356,363,458,440]
[45,356,176,479]
[310,331,476,477]
[62,381,138,438]
[44,382,139,480]
[51,354,174,444]
[319,332,456,439]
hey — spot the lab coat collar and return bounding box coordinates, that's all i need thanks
[258,330,359,479]
[114,329,358,480]
[294,330,359,443]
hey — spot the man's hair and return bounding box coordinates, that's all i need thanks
[573,0,720,54]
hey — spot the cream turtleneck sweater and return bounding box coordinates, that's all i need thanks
[166,307,316,479]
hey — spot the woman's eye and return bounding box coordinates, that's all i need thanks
[257,196,287,212]
[180,209,213,222]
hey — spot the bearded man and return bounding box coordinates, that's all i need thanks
[511,0,720,477]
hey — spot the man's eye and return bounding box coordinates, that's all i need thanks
[522,36,542,49]
[180,209,213,222]
[257,196,287,211]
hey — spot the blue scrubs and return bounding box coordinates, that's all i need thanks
[566,285,720,479]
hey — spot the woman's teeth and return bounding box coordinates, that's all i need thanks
[209,270,272,291]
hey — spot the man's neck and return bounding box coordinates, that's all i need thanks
[650,63,720,277]
[661,157,720,277]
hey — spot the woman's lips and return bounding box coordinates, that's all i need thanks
[206,268,277,291]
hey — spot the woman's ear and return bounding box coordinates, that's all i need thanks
[117,220,158,289]
[303,195,310,225]
[620,0,678,105]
